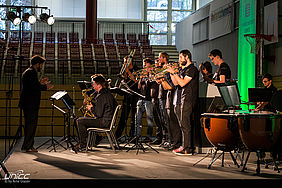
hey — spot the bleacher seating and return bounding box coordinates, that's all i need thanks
[81,43,95,75]
[57,43,68,74]
[32,43,43,56]
[115,33,126,46]
[34,32,43,43]
[93,44,107,75]
[69,32,79,43]
[70,43,81,74]
[46,32,55,43]
[117,45,128,60]
[44,43,55,74]
[105,45,120,74]
[19,43,31,72]
[0,31,151,77]
[58,32,67,43]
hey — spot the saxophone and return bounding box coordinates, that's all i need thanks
[79,88,96,117]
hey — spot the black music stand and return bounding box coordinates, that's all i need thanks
[51,91,77,153]
[36,91,67,152]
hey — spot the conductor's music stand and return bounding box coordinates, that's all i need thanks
[36,91,68,152]
[50,91,77,153]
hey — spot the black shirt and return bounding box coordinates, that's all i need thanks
[18,66,47,110]
[139,78,152,101]
[91,88,118,127]
[263,84,277,112]
[214,62,231,81]
[173,63,199,105]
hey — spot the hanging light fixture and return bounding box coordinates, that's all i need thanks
[22,13,37,24]
[40,13,55,25]
[7,11,21,26]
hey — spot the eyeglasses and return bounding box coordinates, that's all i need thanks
[263,80,269,83]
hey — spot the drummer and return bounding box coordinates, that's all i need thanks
[254,73,277,112]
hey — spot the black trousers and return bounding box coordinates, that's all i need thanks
[174,101,195,150]
[22,108,39,150]
[76,117,107,147]
[166,106,181,146]
[115,94,137,139]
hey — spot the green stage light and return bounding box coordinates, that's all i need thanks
[238,0,257,110]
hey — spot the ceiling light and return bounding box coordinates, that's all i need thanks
[7,11,21,26]
[23,13,37,24]
[40,13,55,25]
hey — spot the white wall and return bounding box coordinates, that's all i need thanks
[175,2,239,79]
[36,0,143,20]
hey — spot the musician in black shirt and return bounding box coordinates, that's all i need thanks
[208,49,231,83]
[167,49,199,155]
[254,73,277,112]
[75,74,118,151]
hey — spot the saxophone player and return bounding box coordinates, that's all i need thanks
[74,74,118,152]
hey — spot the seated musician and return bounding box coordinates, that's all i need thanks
[74,74,118,152]
[254,73,277,112]
[199,61,213,83]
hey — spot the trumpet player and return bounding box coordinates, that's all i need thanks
[74,74,118,152]
[166,49,199,156]
[115,56,139,140]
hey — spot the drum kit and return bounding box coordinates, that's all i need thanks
[199,83,282,175]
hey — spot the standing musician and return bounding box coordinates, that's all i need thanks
[19,55,54,152]
[74,74,118,152]
[166,49,199,155]
[208,49,231,84]
[135,58,154,141]
[254,73,277,112]
[115,56,139,140]
[151,52,170,145]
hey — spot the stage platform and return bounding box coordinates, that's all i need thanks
[1,137,282,186]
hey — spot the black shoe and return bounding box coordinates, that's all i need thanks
[150,138,162,145]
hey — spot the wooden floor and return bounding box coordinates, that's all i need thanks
[1,137,282,186]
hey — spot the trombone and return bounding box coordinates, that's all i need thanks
[119,49,136,77]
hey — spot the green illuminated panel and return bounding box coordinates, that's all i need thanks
[238,0,256,109]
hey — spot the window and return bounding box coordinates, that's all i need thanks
[146,0,194,45]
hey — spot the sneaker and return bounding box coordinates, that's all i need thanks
[172,146,184,154]
[174,149,193,156]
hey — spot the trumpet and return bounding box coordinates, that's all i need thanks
[79,88,96,117]
[133,62,179,81]
[152,63,179,79]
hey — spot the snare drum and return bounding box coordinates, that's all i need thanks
[237,112,282,151]
[202,113,240,151]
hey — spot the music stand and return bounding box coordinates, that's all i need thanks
[36,91,68,152]
[216,82,241,111]
[51,91,77,153]
[248,88,273,102]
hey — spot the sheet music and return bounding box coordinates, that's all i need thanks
[51,91,67,100]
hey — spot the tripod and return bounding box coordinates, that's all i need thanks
[36,99,67,152]
[126,123,159,155]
